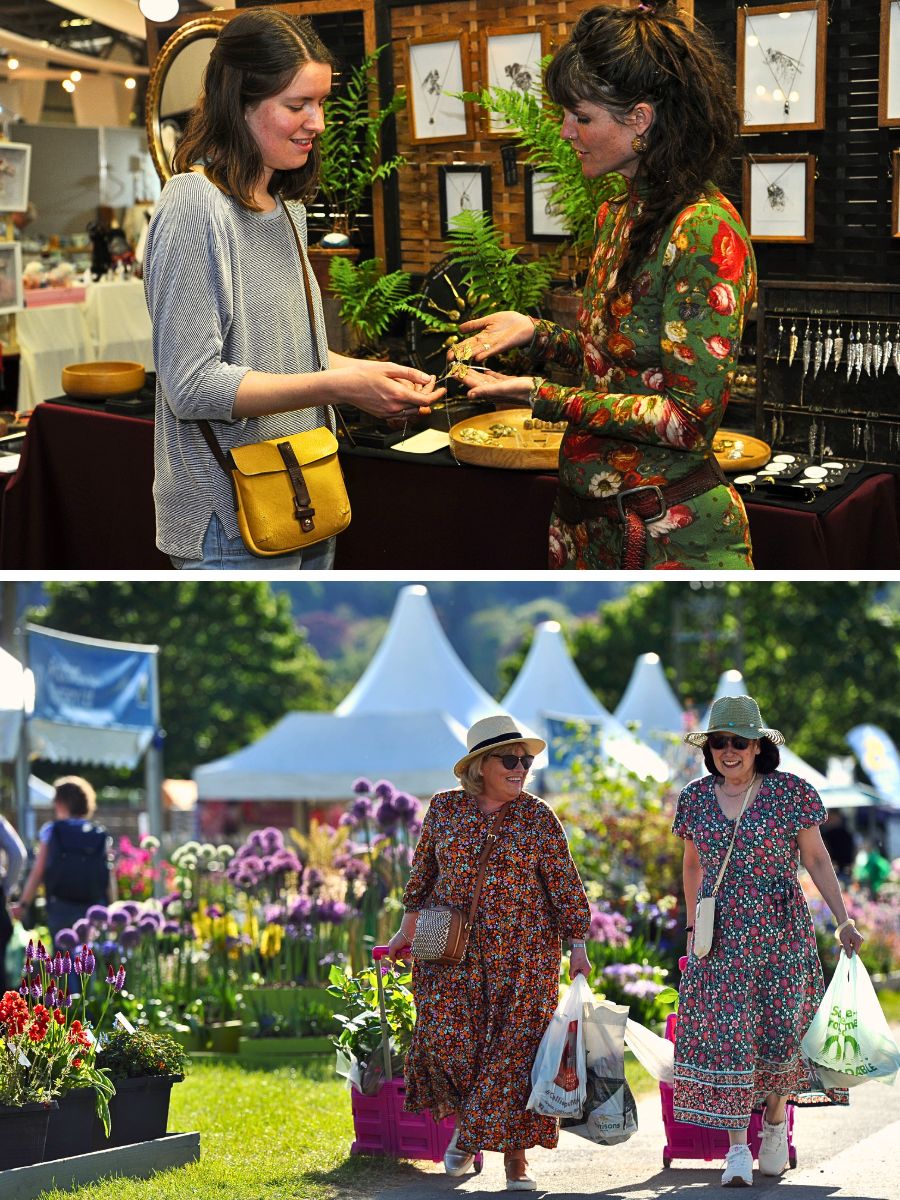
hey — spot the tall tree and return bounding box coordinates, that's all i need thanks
[29,582,333,780]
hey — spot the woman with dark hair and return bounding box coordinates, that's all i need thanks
[452,1,754,569]
[144,7,441,569]
[675,696,863,1187]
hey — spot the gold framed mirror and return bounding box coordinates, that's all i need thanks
[145,13,230,184]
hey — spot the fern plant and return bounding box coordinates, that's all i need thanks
[317,45,407,239]
[445,209,559,318]
[329,256,414,352]
[462,57,603,274]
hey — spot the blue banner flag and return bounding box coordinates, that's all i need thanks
[27,624,159,768]
[845,724,900,809]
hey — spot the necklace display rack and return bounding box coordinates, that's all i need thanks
[751,279,900,467]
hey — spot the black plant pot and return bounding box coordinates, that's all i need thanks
[91,1074,183,1150]
[44,1087,96,1161]
[0,1100,57,1169]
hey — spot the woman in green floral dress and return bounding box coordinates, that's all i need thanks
[455,2,755,569]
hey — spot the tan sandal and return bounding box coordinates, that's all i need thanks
[504,1150,537,1192]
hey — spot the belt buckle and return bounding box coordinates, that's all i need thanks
[615,484,666,523]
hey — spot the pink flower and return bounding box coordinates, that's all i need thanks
[703,334,731,360]
[641,367,665,391]
[707,282,736,315]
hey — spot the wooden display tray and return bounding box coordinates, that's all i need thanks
[712,430,771,473]
[449,408,563,471]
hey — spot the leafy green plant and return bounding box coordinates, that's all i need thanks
[328,256,417,353]
[317,46,407,240]
[445,209,559,319]
[327,962,415,1091]
[462,58,603,276]
[96,1029,189,1080]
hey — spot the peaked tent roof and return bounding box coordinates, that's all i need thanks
[614,652,685,755]
[336,585,501,727]
[501,622,669,782]
[0,646,27,763]
[194,710,466,801]
[699,669,829,789]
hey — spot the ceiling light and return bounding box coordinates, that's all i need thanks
[124,77,136,90]
[7,58,18,71]
[139,0,181,21]
[62,79,75,93]
[70,70,81,82]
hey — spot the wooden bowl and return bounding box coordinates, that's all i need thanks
[712,430,771,473]
[449,408,564,471]
[61,360,146,399]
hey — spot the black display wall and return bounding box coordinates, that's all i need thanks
[699,0,898,285]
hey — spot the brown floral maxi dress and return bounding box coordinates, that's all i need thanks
[402,788,590,1154]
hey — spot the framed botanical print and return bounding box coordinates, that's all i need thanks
[880,0,900,126]
[0,142,32,214]
[481,26,547,136]
[0,242,24,315]
[742,154,816,242]
[736,1,826,132]
[893,150,900,236]
[524,167,567,241]
[438,164,492,239]
[405,33,472,144]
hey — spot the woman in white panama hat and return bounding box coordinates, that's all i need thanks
[675,694,864,1188]
[386,714,590,1192]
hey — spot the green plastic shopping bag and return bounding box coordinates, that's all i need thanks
[801,951,900,1088]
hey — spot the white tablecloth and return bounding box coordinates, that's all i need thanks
[15,279,154,411]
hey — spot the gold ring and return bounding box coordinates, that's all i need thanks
[482,341,491,351]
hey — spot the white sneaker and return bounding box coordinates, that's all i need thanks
[721,1144,753,1187]
[443,1126,475,1176]
[758,1116,789,1176]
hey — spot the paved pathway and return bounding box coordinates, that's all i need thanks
[360,1072,900,1199]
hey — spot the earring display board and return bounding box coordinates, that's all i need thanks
[438,164,492,237]
[753,279,900,465]
[742,154,815,242]
[480,26,547,135]
[405,33,472,143]
[524,166,567,241]
[737,1,826,132]
[880,0,900,126]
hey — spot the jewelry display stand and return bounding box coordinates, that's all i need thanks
[752,279,900,466]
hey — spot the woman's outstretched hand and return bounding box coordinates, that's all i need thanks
[452,311,535,364]
[335,361,445,421]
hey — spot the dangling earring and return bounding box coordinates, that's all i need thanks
[631,133,648,154]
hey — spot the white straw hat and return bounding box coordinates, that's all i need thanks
[453,714,546,777]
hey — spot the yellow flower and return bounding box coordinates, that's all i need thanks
[259,924,284,959]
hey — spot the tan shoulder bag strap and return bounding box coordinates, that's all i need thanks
[464,803,510,931]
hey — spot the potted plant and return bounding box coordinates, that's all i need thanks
[93,1027,188,1149]
[0,941,115,1168]
[329,256,448,359]
[316,45,406,249]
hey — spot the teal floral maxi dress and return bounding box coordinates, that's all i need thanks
[402,788,590,1154]
[522,172,756,569]
[672,771,848,1129]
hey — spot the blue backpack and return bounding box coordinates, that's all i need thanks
[44,820,110,904]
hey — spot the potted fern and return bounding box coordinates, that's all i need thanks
[328,256,417,357]
[444,209,559,321]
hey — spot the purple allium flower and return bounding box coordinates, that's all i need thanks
[376,799,399,830]
[138,916,160,934]
[73,920,91,942]
[289,896,313,922]
[392,791,417,816]
[264,903,286,926]
[245,830,265,854]
[109,910,130,928]
[121,902,141,920]
[352,777,373,794]
[338,812,357,829]
[373,779,396,801]
[350,794,375,821]
[86,905,109,926]
[260,827,284,854]
[305,867,324,891]
[342,857,370,882]
[315,899,350,925]
[120,926,142,949]
[623,979,665,1000]
[162,921,180,935]
[114,965,126,993]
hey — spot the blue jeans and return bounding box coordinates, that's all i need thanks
[171,512,335,571]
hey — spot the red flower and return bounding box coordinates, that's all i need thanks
[73,1057,83,1069]
[0,991,29,1035]
[710,221,747,282]
[703,334,732,360]
[707,282,736,315]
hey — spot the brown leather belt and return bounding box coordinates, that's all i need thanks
[555,457,729,569]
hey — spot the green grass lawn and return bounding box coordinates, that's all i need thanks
[33,1053,660,1200]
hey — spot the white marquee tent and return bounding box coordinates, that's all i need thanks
[0,646,28,763]
[501,622,669,783]
[195,585,502,801]
[614,652,685,756]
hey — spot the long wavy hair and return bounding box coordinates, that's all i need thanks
[545,1,739,301]
[172,7,335,210]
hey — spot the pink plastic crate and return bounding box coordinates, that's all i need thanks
[660,1012,797,1169]
[349,1078,456,1160]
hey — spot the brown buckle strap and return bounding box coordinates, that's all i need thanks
[277,439,315,533]
[555,457,728,568]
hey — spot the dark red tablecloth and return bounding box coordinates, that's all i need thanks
[3,401,900,570]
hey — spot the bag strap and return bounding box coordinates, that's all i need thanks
[277,438,315,532]
[464,803,510,930]
[710,777,756,898]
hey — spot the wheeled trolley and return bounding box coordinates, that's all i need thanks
[660,1012,797,1170]
[349,946,483,1171]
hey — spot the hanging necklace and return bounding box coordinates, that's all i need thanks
[750,155,796,210]
[445,170,477,210]
[744,6,816,117]
[411,41,460,126]
[717,773,757,798]
[489,31,540,96]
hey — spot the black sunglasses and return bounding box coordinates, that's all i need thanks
[489,753,535,770]
[708,733,751,751]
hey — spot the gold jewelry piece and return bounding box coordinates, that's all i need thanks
[631,133,647,154]
[833,917,857,940]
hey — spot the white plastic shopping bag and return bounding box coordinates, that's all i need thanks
[563,998,638,1145]
[801,951,900,1088]
[527,974,592,1117]
[623,1017,675,1085]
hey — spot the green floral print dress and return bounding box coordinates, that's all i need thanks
[402,788,590,1154]
[525,172,756,570]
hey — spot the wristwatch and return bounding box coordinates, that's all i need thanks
[570,939,586,949]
